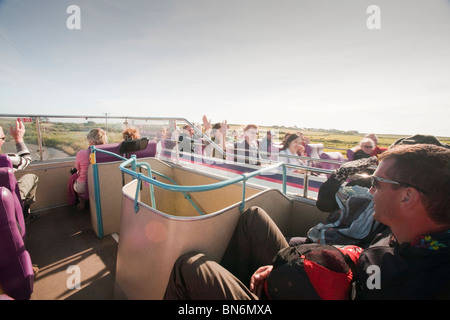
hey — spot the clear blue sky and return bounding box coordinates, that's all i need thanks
[1,0,449,136]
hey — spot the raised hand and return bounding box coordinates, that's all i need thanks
[10,119,25,143]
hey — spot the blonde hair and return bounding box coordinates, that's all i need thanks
[87,128,108,145]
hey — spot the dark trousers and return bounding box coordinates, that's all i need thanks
[163,206,289,300]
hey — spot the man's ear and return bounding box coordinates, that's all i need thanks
[400,188,420,208]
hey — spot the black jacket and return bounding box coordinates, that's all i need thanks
[356,231,450,299]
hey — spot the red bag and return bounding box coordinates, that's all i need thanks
[265,244,362,300]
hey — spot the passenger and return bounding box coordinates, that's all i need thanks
[202,115,228,160]
[353,137,375,160]
[281,133,291,145]
[295,131,309,157]
[164,143,450,300]
[279,133,306,173]
[177,125,195,157]
[233,124,260,165]
[122,127,140,141]
[317,134,450,213]
[70,128,108,210]
[259,130,279,161]
[365,133,387,157]
[0,119,39,223]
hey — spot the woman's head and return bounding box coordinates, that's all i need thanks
[359,138,375,155]
[281,134,302,152]
[87,128,108,146]
[122,127,140,141]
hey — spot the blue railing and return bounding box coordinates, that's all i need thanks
[89,145,288,237]
[118,155,287,215]
[85,121,336,237]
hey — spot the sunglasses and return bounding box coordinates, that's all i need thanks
[370,175,429,196]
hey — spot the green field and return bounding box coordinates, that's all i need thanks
[1,118,449,158]
[229,124,450,156]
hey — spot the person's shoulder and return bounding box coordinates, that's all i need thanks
[76,148,89,158]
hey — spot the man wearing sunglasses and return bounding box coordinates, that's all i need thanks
[0,119,39,223]
[164,143,449,300]
[356,143,450,299]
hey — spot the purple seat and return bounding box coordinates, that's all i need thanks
[122,140,157,159]
[0,167,25,239]
[346,147,357,161]
[320,152,345,171]
[93,143,123,163]
[92,141,157,164]
[305,143,324,167]
[0,187,34,300]
[0,154,13,168]
[305,144,324,158]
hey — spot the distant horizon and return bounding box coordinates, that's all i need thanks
[3,111,449,139]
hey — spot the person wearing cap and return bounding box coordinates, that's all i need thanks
[164,143,450,300]
[0,119,39,223]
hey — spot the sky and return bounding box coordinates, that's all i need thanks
[1,0,449,137]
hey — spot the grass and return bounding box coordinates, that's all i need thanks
[228,124,450,156]
[1,118,449,158]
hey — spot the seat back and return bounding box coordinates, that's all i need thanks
[305,144,324,159]
[0,187,34,300]
[319,152,345,171]
[0,167,25,239]
[0,154,13,168]
[93,143,122,163]
[125,140,157,159]
[346,147,358,161]
[93,140,157,163]
[305,144,324,167]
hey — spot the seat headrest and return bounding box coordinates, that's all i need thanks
[0,155,13,168]
[305,144,324,158]
[0,167,17,193]
[120,138,149,154]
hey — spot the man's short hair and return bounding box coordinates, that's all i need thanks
[379,144,450,224]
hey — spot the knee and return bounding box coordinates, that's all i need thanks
[243,206,264,218]
[174,252,206,273]
[242,206,270,225]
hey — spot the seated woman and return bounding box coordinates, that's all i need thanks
[122,127,140,141]
[365,133,387,157]
[70,128,108,210]
[353,137,375,160]
[279,133,306,173]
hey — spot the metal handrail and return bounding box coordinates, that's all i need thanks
[0,113,348,168]
[119,155,288,214]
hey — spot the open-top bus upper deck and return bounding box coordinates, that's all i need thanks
[0,114,360,300]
